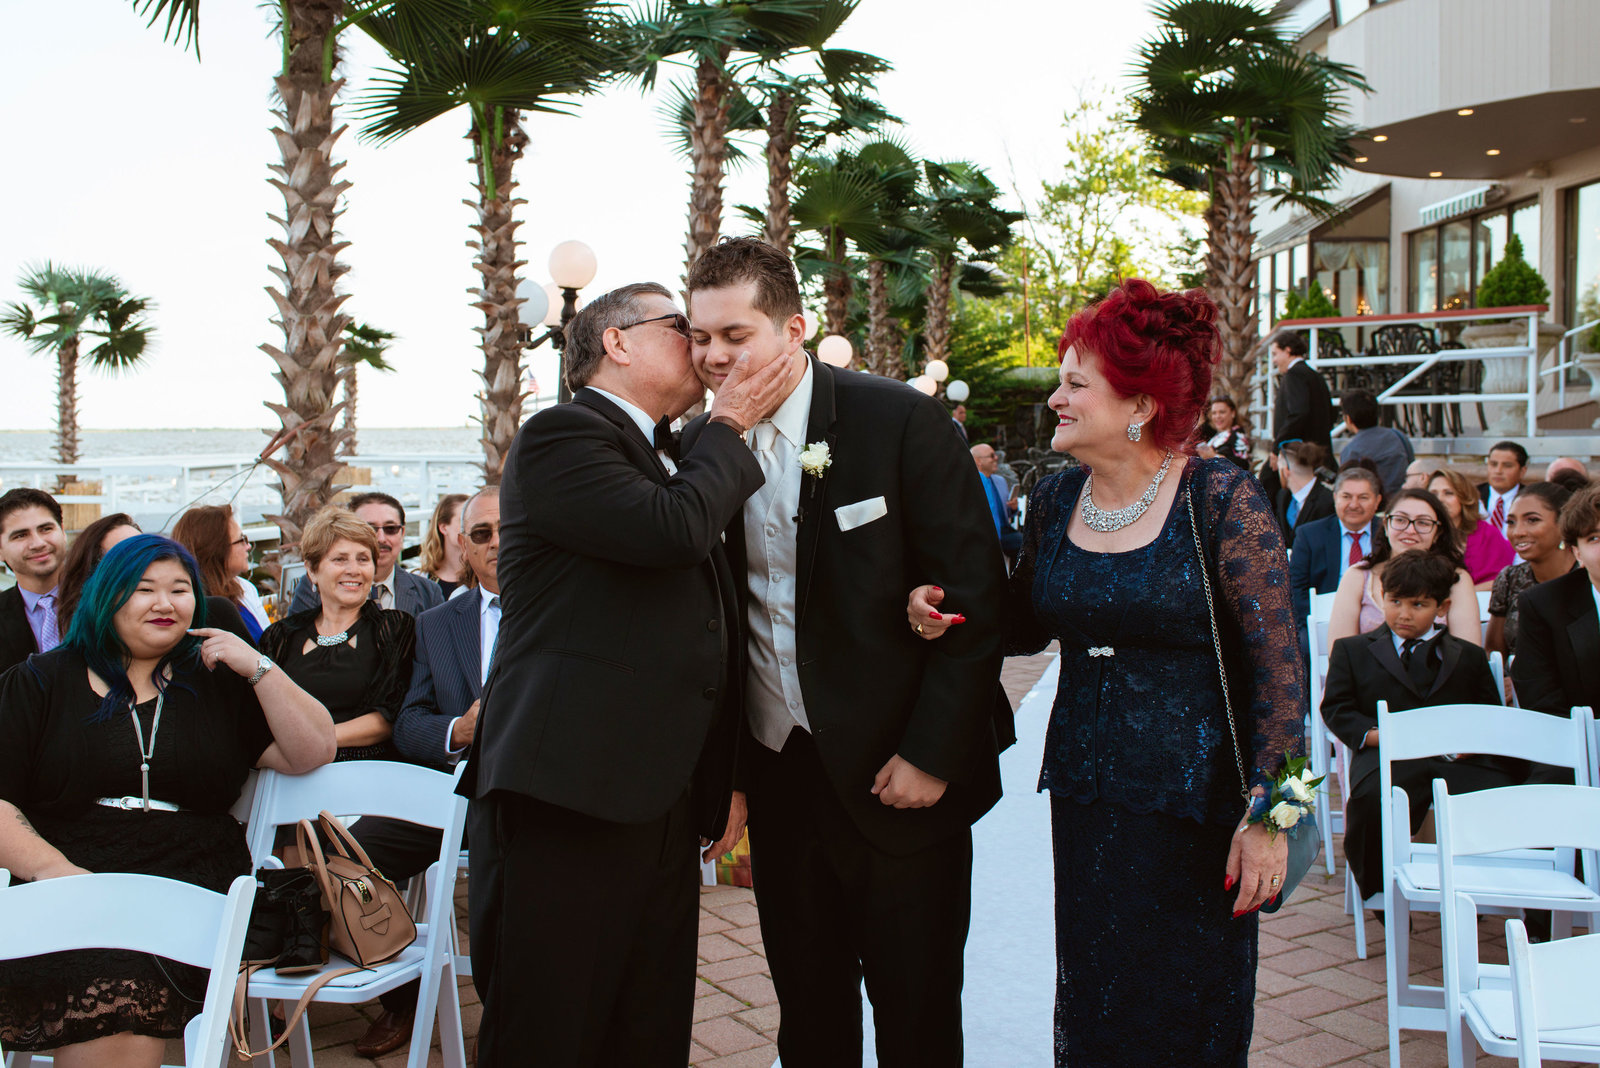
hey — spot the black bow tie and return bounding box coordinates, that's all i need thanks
[653,417,679,460]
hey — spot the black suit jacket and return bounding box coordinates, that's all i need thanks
[1288,514,1364,627]
[1275,481,1334,549]
[1511,568,1600,717]
[458,388,763,839]
[1274,359,1334,453]
[392,590,483,770]
[683,357,1011,856]
[1320,624,1501,789]
[0,586,40,676]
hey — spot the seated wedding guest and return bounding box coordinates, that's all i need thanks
[58,513,254,646]
[1402,459,1433,490]
[0,488,66,674]
[1428,468,1514,590]
[260,506,415,762]
[0,534,334,1067]
[1549,463,1590,495]
[1274,441,1332,549]
[1289,465,1382,629]
[1328,488,1479,644]
[1478,440,1528,535]
[1193,394,1251,470]
[346,485,500,1058]
[287,492,443,618]
[972,443,1022,559]
[1487,481,1576,663]
[416,493,471,599]
[1320,550,1508,904]
[1512,482,1600,718]
[172,505,269,639]
[1338,388,1413,496]
[1544,456,1587,485]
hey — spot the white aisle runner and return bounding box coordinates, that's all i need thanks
[854,654,1061,1068]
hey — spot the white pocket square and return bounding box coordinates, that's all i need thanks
[834,496,887,532]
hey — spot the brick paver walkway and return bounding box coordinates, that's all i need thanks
[268,650,1574,1067]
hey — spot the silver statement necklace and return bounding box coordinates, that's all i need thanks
[1080,450,1175,533]
[128,691,166,812]
[315,630,350,647]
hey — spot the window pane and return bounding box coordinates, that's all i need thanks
[1411,230,1438,313]
[1440,220,1472,309]
[1335,0,1371,25]
[1257,258,1272,333]
[1511,201,1540,272]
[1571,182,1600,351]
[1476,211,1507,282]
[1274,249,1292,319]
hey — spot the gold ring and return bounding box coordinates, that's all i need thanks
[915,623,924,634]
[1270,875,1280,886]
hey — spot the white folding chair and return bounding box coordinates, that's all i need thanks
[0,873,255,1068]
[1477,590,1493,643]
[1306,590,1343,875]
[1456,907,1600,1066]
[1437,782,1600,1066]
[1379,701,1592,1064]
[243,761,469,1068]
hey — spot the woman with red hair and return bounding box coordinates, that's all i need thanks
[910,279,1304,1065]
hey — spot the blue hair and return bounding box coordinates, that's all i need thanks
[63,534,208,723]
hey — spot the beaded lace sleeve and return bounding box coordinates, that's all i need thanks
[1002,471,1067,657]
[1200,461,1306,792]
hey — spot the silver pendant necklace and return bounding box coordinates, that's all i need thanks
[1080,450,1175,532]
[128,691,166,812]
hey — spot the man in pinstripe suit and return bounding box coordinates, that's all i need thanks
[348,485,499,1058]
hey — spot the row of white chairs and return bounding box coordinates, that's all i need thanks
[1,760,469,1068]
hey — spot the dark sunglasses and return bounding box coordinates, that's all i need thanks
[466,523,499,546]
[368,522,405,537]
[619,312,692,339]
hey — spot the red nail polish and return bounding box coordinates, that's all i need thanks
[930,612,942,620]
[932,586,942,592]
[952,614,967,624]
[1224,875,1235,891]
[1232,910,1244,918]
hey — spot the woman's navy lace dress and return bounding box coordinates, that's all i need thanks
[1007,458,1304,1067]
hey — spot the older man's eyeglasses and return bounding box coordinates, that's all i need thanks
[618,313,691,339]
[1383,513,1438,534]
[466,523,499,546]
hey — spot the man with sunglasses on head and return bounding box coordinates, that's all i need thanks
[458,282,792,1066]
[286,491,445,618]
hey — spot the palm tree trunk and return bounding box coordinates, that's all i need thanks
[822,226,851,335]
[1213,132,1259,410]
[764,90,798,253]
[923,251,954,366]
[468,110,530,486]
[684,49,732,279]
[55,337,80,466]
[259,0,354,543]
[864,259,901,378]
[342,363,359,456]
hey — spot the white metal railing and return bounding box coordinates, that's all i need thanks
[1540,318,1600,410]
[1265,305,1551,441]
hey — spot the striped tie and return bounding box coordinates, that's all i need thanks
[1489,495,1506,531]
[36,593,59,652]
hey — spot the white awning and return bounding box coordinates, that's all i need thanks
[1419,186,1500,226]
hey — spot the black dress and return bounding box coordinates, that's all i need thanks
[0,649,273,1051]
[1007,459,1304,1066]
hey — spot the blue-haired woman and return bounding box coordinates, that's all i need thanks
[0,535,334,1067]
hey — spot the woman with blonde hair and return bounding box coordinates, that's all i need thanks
[1427,467,1514,590]
[417,493,470,598]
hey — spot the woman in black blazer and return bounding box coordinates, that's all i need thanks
[1511,482,1600,719]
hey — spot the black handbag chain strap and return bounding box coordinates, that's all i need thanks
[1186,475,1251,799]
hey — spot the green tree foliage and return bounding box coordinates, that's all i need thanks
[1475,236,1550,310]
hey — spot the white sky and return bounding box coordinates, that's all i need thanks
[0,1,1158,431]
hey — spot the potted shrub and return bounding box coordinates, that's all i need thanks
[1284,283,1346,349]
[1459,236,1562,435]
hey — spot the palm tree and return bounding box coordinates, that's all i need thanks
[352,0,615,484]
[1129,0,1366,403]
[791,146,889,337]
[851,138,925,378]
[620,0,834,276]
[340,321,397,456]
[2,264,155,465]
[134,0,358,539]
[918,160,1023,370]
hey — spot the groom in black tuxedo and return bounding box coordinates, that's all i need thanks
[458,281,793,1066]
[684,238,1011,1067]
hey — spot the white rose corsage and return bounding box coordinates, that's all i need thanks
[1246,754,1323,839]
[798,441,832,478]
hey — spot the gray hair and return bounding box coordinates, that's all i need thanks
[461,484,500,527]
[1333,465,1382,496]
[562,282,674,393]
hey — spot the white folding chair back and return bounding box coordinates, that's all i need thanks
[1587,706,1599,799]
[1457,906,1600,1067]
[230,768,260,827]
[0,873,254,1068]
[1477,589,1493,642]
[1307,590,1342,876]
[243,761,469,1068]
[1437,783,1600,1066]
[1379,701,1592,1064]
[1488,651,1506,705]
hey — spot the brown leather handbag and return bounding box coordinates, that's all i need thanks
[297,811,417,967]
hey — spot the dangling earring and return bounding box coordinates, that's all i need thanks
[1127,421,1143,442]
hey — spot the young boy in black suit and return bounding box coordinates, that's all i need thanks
[1320,549,1512,901]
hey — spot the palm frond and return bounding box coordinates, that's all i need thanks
[131,0,201,57]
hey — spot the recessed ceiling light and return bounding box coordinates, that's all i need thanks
[1429,171,1443,177]
[1486,148,1501,156]
[1572,116,1589,124]
[1458,108,1475,116]
[1372,134,1389,142]
[1354,156,1369,163]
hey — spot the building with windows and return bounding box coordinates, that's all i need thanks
[1256,0,1600,429]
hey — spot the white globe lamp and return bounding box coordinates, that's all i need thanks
[909,375,938,396]
[925,359,950,383]
[541,283,564,326]
[945,379,971,403]
[548,240,598,290]
[516,278,550,330]
[801,309,820,339]
[818,334,853,368]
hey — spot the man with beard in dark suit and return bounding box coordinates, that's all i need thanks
[684,238,1010,1067]
[458,282,792,1066]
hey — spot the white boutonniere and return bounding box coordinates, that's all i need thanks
[798,441,832,478]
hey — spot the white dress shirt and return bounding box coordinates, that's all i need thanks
[585,386,677,475]
[1338,522,1373,579]
[744,361,815,751]
[1391,624,1440,657]
[370,568,397,609]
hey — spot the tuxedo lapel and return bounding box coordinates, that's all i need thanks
[795,356,837,624]
[1563,581,1600,704]
[1365,625,1421,697]
[1427,634,1462,697]
[576,388,670,481]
